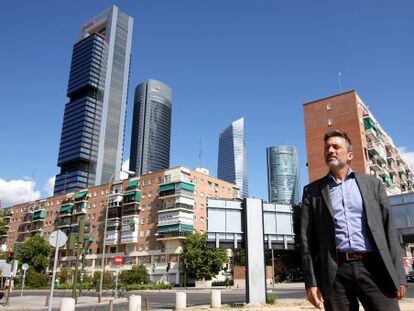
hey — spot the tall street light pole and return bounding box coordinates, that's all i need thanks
[98,169,134,303]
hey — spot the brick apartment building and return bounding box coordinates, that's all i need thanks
[304,90,414,195]
[0,166,239,284]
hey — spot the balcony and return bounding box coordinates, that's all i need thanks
[59,203,74,217]
[363,116,376,131]
[122,204,141,216]
[22,214,33,223]
[56,221,71,228]
[123,189,141,205]
[158,182,195,199]
[108,193,123,207]
[73,202,87,215]
[364,127,378,142]
[2,209,13,219]
[73,190,88,202]
[105,231,120,245]
[120,231,138,244]
[156,229,192,241]
[33,210,46,221]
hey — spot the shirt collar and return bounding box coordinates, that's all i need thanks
[328,167,355,184]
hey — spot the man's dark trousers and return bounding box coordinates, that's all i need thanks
[322,253,400,311]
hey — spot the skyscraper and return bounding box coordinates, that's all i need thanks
[129,79,172,175]
[54,6,133,195]
[266,146,300,205]
[303,90,414,195]
[217,118,248,197]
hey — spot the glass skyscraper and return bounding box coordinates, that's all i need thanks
[266,146,300,205]
[217,118,248,198]
[54,6,133,195]
[129,79,172,175]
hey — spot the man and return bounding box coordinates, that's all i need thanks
[301,130,407,310]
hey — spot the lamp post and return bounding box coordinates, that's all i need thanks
[98,169,134,303]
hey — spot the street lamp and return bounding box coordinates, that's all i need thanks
[98,169,134,303]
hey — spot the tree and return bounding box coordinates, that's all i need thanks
[119,264,149,285]
[17,235,51,273]
[180,232,227,280]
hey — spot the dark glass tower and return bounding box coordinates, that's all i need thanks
[129,79,172,175]
[266,146,300,205]
[54,6,133,195]
[217,118,248,198]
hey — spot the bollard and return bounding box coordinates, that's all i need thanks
[129,295,142,311]
[211,290,221,309]
[144,297,149,311]
[60,298,75,311]
[175,292,187,310]
[109,299,113,311]
[45,295,49,307]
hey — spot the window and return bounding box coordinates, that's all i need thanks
[149,179,153,186]
[328,118,333,126]
[326,104,332,110]
[142,179,147,187]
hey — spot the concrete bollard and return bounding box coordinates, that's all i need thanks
[129,295,142,311]
[211,290,221,309]
[175,292,187,310]
[59,298,75,311]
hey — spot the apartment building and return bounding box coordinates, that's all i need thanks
[304,90,414,195]
[0,166,239,284]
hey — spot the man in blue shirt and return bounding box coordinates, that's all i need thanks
[301,130,407,310]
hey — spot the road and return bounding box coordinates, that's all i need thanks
[8,283,414,310]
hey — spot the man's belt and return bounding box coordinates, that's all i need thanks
[338,252,372,262]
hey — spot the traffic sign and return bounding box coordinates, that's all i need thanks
[22,263,29,271]
[114,256,123,265]
[49,230,68,248]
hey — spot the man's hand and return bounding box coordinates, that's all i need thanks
[397,284,407,300]
[306,286,324,309]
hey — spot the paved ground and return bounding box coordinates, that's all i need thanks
[2,283,414,310]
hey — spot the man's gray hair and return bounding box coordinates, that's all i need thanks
[324,130,354,151]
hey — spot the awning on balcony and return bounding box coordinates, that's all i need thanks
[123,190,140,201]
[157,224,193,233]
[59,204,73,214]
[73,190,87,200]
[159,183,175,192]
[128,179,139,188]
[179,182,195,192]
[33,210,46,220]
[364,117,376,131]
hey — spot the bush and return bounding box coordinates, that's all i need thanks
[266,294,277,305]
[123,283,172,291]
[26,269,48,288]
[92,271,115,289]
[212,280,234,286]
[119,264,149,285]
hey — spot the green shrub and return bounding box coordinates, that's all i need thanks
[92,271,115,289]
[26,269,48,288]
[123,283,172,291]
[266,294,277,305]
[212,280,234,286]
[119,264,149,285]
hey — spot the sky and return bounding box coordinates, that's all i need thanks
[1,0,413,206]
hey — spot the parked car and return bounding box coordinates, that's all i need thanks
[406,270,414,282]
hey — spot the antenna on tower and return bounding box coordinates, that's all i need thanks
[338,72,343,92]
[198,138,204,168]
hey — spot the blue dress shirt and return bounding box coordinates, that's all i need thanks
[328,169,376,252]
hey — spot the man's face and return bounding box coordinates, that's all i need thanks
[324,136,354,171]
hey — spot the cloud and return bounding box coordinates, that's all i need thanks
[120,159,130,180]
[398,147,414,170]
[0,178,41,207]
[43,176,56,197]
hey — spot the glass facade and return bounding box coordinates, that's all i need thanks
[266,146,300,205]
[129,79,172,175]
[217,118,248,198]
[54,6,133,195]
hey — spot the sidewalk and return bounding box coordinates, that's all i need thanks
[0,295,127,311]
[188,299,414,310]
